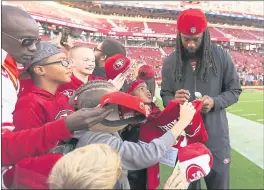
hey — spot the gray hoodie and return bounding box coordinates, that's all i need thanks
[76,130,176,189]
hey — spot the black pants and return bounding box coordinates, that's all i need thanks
[128,169,147,190]
[188,161,230,190]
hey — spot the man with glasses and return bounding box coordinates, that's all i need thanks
[93,39,126,78]
[2,5,113,172]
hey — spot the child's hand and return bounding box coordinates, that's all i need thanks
[108,73,126,91]
[164,163,189,189]
[179,102,196,126]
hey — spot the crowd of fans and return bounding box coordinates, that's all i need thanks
[1,3,263,190]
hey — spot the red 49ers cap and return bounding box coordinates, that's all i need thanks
[178,143,213,183]
[127,79,145,94]
[177,8,208,35]
[99,91,147,126]
[138,65,155,80]
[105,54,133,80]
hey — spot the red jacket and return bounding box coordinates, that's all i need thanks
[1,52,73,166]
[19,78,33,97]
[58,73,105,97]
[139,100,208,190]
[13,86,74,132]
[2,119,72,166]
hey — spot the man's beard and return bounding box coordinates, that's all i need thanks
[185,50,197,58]
[183,45,203,59]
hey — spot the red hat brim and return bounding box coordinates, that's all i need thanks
[99,91,147,126]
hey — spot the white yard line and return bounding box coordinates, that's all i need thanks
[241,113,257,116]
[227,113,264,169]
[238,100,264,103]
[229,110,243,113]
[257,119,264,122]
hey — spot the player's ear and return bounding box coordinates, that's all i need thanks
[33,65,45,76]
[101,54,107,61]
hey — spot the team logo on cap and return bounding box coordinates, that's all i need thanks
[186,164,206,182]
[113,58,125,70]
[190,27,196,34]
[55,110,74,120]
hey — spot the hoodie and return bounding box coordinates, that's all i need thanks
[57,73,104,97]
[13,86,74,132]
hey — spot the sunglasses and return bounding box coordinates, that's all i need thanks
[2,32,41,47]
[42,60,74,67]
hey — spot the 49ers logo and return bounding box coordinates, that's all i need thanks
[62,89,74,98]
[186,164,206,182]
[55,110,74,120]
[113,58,125,70]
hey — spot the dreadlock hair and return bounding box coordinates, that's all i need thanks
[172,29,218,82]
[69,80,117,110]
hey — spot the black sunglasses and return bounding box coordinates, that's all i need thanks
[41,60,74,67]
[2,32,41,47]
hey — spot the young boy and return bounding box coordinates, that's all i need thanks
[69,80,196,189]
[58,46,104,97]
[13,42,74,131]
[48,144,122,189]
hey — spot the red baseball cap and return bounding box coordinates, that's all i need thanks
[99,91,147,126]
[127,79,145,94]
[178,143,213,183]
[138,65,155,80]
[177,8,208,35]
[105,54,133,80]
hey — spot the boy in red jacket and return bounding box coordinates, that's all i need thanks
[13,42,74,131]
[58,46,104,97]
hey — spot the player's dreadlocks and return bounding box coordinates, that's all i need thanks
[172,29,218,82]
[69,80,116,110]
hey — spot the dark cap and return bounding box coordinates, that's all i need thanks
[25,42,63,70]
[100,39,126,59]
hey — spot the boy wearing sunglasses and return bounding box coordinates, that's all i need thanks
[13,42,75,132]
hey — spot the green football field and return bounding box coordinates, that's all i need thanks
[227,87,264,125]
[155,88,264,189]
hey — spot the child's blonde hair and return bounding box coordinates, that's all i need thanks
[48,144,122,189]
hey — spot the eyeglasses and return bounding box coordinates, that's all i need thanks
[93,47,103,53]
[42,60,74,67]
[2,32,41,47]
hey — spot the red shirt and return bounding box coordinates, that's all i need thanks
[58,73,105,97]
[13,86,74,132]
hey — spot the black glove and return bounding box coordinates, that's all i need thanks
[65,107,113,132]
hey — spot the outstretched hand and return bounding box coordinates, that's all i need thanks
[50,32,74,51]
[108,73,127,91]
[179,102,196,126]
[164,163,189,189]
[65,107,114,132]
